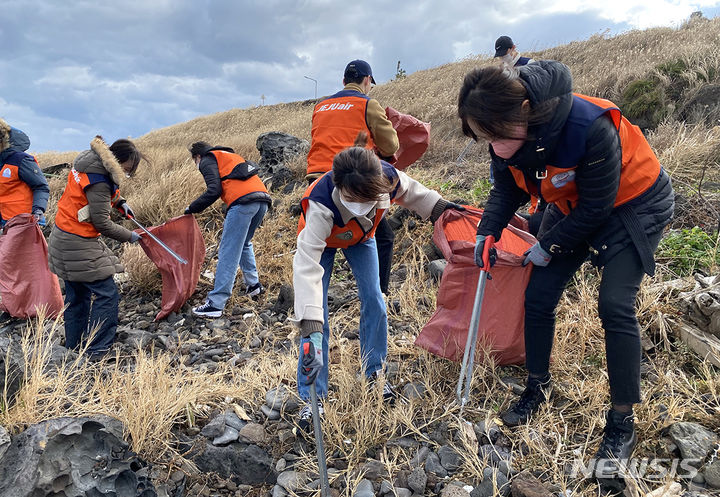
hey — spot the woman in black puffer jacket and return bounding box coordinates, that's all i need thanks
[457,61,674,478]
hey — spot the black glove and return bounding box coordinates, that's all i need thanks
[184,206,192,215]
[444,202,466,213]
[474,234,497,268]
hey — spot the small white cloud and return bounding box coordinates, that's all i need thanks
[36,65,97,89]
[524,0,720,29]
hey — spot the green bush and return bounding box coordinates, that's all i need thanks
[657,227,720,276]
[656,59,688,78]
[620,78,668,126]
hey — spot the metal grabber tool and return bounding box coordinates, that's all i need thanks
[129,217,188,265]
[310,382,331,497]
[456,235,495,418]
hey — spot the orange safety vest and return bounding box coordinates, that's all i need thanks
[297,163,398,249]
[210,150,268,206]
[55,168,121,238]
[508,94,661,215]
[0,153,35,221]
[306,90,376,175]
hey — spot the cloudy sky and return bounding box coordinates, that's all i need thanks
[2,0,720,153]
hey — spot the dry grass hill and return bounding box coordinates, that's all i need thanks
[3,13,720,497]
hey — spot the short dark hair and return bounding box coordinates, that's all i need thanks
[109,138,144,176]
[332,132,394,201]
[189,141,212,158]
[343,74,366,85]
[458,66,557,141]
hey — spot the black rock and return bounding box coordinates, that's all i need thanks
[191,442,276,484]
[0,416,156,497]
[359,459,388,481]
[668,422,719,465]
[425,451,448,478]
[0,336,24,406]
[428,259,448,282]
[256,132,309,168]
[271,285,294,315]
[429,421,451,445]
[200,413,226,439]
[267,166,295,192]
[478,444,512,467]
[438,445,463,473]
[471,467,510,497]
[474,420,501,445]
[407,467,428,494]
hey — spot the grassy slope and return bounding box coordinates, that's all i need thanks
[16,15,720,496]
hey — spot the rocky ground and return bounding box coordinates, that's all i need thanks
[1,262,720,497]
[1,133,719,496]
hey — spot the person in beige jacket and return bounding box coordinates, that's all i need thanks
[293,133,464,430]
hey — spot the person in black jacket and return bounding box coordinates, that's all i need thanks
[457,61,674,479]
[185,142,272,317]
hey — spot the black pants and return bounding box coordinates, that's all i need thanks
[375,217,394,294]
[64,276,119,356]
[523,231,662,405]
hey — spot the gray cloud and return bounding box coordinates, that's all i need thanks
[0,0,710,152]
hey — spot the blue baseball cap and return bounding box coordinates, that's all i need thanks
[344,59,376,84]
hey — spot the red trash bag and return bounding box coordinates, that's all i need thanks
[385,107,431,170]
[415,207,536,365]
[136,215,206,321]
[0,214,63,318]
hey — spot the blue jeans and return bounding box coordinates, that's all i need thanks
[207,201,268,309]
[296,238,388,401]
[64,277,119,356]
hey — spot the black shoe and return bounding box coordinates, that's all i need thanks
[246,283,265,299]
[192,301,222,318]
[500,374,552,426]
[368,372,398,405]
[592,409,637,475]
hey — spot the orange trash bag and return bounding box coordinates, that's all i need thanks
[385,107,431,170]
[0,214,63,318]
[415,207,536,365]
[136,215,206,321]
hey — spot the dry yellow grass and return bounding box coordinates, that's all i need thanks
[10,16,720,496]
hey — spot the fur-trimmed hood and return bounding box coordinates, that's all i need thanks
[0,118,31,154]
[73,136,125,186]
[0,119,10,152]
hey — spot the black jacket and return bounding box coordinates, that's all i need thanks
[188,146,271,213]
[477,61,674,274]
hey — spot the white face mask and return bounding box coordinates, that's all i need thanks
[339,192,376,217]
[502,53,519,67]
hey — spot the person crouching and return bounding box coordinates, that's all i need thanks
[292,132,464,430]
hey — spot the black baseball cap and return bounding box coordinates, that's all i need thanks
[494,36,514,57]
[344,59,376,84]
